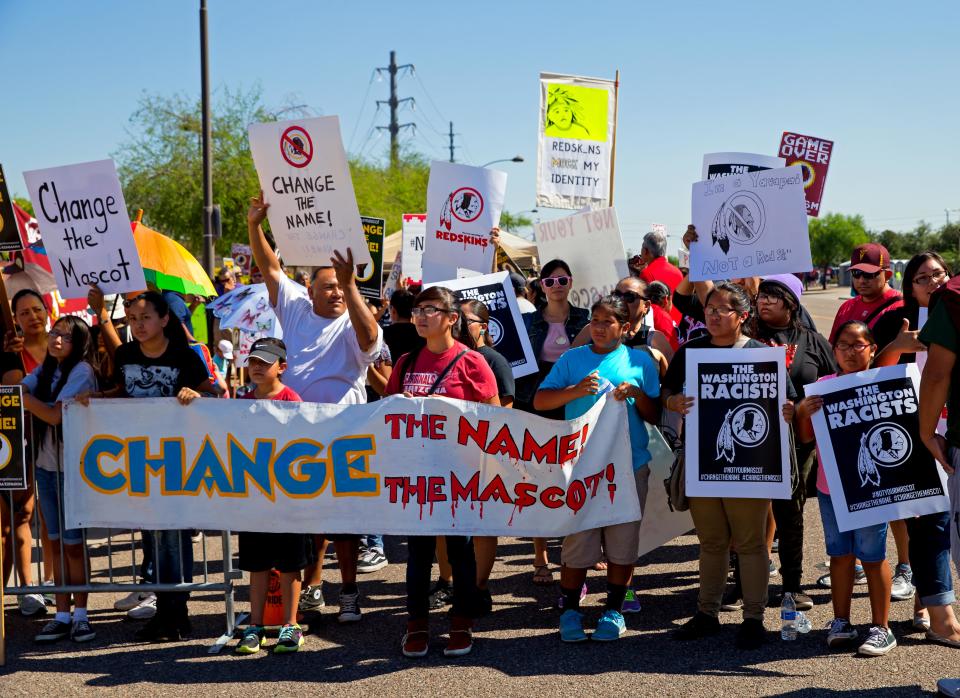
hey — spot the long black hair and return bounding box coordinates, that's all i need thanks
[460,299,492,349]
[901,251,950,309]
[128,291,190,349]
[33,316,95,442]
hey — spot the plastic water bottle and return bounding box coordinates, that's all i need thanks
[796,610,812,634]
[780,592,797,641]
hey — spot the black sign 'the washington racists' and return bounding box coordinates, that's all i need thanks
[806,364,948,532]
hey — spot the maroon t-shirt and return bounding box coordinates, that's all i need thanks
[386,341,498,401]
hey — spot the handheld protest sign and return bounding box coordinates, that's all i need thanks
[777,132,833,217]
[684,346,791,499]
[23,159,146,298]
[422,161,506,283]
[0,164,24,252]
[248,116,371,268]
[230,243,252,274]
[426,271,537,379]
[690,165,812,281]
[536,72,617,210]
[701,152,784,181]
[357,216,385,301]
[0,386,26,491]
[804,364,948,532]
[401,214,425,283]
[534,206,629,308]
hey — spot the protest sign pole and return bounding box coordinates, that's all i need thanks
[0,533,5,666]
[608,69,620,207]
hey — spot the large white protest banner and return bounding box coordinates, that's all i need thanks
[23,159,145,298]
[690,164,812,281]
[534,207,628,308]
[701,152,784,181]
[537,73,616,210]
[685,347,791,499]
[248,116,371,267]
[422,162,506,283]
[64,395,639,536]
[401,213,426,282]
[426,271,537,379]
[804,364,949,532]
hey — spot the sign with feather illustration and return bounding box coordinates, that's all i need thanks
[684,347,792,499]
[805,364,949,532]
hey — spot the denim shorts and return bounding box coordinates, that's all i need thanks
[35,467,84,546]
[817,490,887,562]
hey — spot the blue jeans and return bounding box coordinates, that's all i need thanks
[360,534,384,552]
[142,530,194,604]
[907,512,955,607]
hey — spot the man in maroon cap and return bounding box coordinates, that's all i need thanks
[829,243,903,343]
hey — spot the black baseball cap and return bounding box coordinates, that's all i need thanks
[248,338,286,365]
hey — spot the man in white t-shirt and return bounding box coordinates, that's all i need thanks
[248,192,383,624]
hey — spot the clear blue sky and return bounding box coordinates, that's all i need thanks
[2,1,958,255]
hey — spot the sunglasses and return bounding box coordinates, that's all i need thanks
[541,275,571,288]
[612,290,645,304]
[850,269,881,280]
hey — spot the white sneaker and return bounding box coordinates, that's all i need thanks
[114,590,151,611]
[127,593,157,619]
[19,593,47,617]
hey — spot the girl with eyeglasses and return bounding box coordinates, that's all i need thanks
[795,321,897,656]
[23,316,99,644]
[386,286,500,659]
[872,252,960,646]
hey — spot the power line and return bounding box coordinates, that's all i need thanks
[347,69,378,153]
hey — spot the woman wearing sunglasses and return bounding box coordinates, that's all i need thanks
[515,259,590,586]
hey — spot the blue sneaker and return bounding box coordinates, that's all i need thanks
[559,609,588,643]
[593,610,626,641]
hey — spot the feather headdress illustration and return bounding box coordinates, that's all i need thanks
[716,409,736,463]
[858,432,881,487]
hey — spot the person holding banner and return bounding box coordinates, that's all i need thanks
[664,282,796,650]
[517,260,590,585]
[23,316,99,643]
[535,295,660,642]
[386,286,499,658]
[247,192,383,624]
[795,321,897,655]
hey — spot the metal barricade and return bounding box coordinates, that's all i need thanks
[2,416,244,653]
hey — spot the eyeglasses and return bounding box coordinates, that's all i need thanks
[49,331,73,343]
[704,305,738,317]
[756,293,784,304]
[464,318,485,325]
[411,305,449,318]
[612,290,645,304]
[541,275,571,288]
[851,269,881,280]
[912,270,948,287]
[836,342,873,353]
[122,293,149,308]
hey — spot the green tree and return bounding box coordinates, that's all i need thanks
[498,210,533,233]
[13,197,32,216]
[350,150,430,234]
[808,212,870,277]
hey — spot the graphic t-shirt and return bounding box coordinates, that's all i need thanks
[829,287,903,343]
[113,341,210,398]
[272,275,383,404]
[241,385,302,403]
[386,341,498,402]
[539,343,660,469]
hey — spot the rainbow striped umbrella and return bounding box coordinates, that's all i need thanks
[132,222,217,298]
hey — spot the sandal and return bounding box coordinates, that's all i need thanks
[532,564,554,585]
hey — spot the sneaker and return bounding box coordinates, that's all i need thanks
[818,565,866,589]
[621,589,641,614]
[338,590,362,623]
[274,623,304,653]
[826,617,859,648]
[674,612,721,641]
[593,610,627,641]
[42,580,56,606]
[298,584,325,612]
[772,592,814,611]
[769,560,779,577]
[558,583,589,610]
[890,564,915,601]
[720,591,744,612]
[444,616,474,657]
[71,619,96,643]
[475,587,493,617]
[127,593,157,620]
[19,593,47,617]
[35,619,70,643]
[115,589,152,611]
[428,580,453,610]
[357,548,388,574]
[236,625,265,655]
[134,616,181,643]
[858,625,897,656]
[559,609,588,643]
[402,619,430,658]
[735,618,766,650]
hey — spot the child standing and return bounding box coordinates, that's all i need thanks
[235,338,315,655]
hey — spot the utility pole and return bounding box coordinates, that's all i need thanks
[448,122,456,162]
[376,51,414,168]
[199,0,213,278]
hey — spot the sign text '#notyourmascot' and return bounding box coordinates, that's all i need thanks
[64,396,639,537]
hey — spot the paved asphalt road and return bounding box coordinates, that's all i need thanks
[3,285,954,697]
